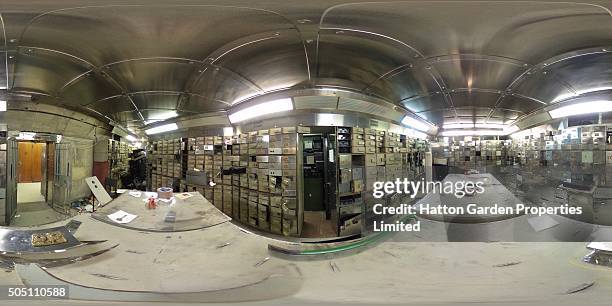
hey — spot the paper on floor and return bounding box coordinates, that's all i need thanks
[108,210,137,224]
[129,191,142,198]
[175,193,193,200]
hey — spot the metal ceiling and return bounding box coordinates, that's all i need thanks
[1,0,612,131]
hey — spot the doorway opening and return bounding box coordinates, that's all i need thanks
[301,127,338,238]
[17,141,46,203]
[13,138,66,226]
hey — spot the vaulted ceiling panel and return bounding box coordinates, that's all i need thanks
[11,48,91,96]
[401,94,449,113]
[2,1,612,130]
[19,5,295,66]
[430,57,527,91]
[210,29,309,94]
[104,60,197,93]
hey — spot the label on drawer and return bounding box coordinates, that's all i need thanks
[268,169,283,176]
[268,148,282,154]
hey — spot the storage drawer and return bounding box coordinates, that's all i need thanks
[352,146,366,154]
[365,154,377,166]
[351,134,365,141]
[376,154,386,165]
[270,196,282,207]
[339,154,352,168]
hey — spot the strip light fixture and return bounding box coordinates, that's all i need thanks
[474,123,507,129]
[0,100,6,112]
[548,100,612,119]
[441,129,506,137]
[503,125,520,134]
[443,123,474,129]
[145,123,179,135]
[125,135,137,142]
[228,98,293,123]
[443,123,508,129]
[401,115,431,132]
[17,132,36,140]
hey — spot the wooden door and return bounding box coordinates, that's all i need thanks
[18,142,32,183]
[18,142,44,183]
[31,143,43,182]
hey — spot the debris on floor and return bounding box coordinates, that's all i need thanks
[565,282,595,294]
[493,261,522,268]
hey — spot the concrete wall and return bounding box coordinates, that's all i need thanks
[7,102,111,140]
[4,103,112,209]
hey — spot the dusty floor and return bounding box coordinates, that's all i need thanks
[12,201,70,227]
[1,192,611,305]
[17,182,45,204]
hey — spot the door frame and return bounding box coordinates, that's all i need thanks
[5,132,61,225]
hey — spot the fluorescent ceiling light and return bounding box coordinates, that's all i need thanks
[552,87,612,103]
[144,111,178,125]
[228,98,293,123]
[441,129,505,137]
[503,125,520,134]
[17,132,36,140]
[223,127,234,136]
[145,123,178,135]
[549,100,612,118]
[443,123,509,130]
[401,116,431,132]
[125,135,137,142]
[0,100,6,112]
[443,123,474,129]
[474,123,507,129]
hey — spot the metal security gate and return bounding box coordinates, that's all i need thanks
[52,142,72,212]
[5,138,18,225]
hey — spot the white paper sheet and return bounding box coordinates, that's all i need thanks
[117,189,128,194]
[129,191,142,198]
[108,210,138,224]
[175,193,193,200]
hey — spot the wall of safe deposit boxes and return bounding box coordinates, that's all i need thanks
[148,125,429,237]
